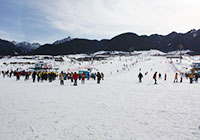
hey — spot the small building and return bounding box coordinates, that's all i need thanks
[29,62,59,72]
[78,70,91,78]
[191,63,200,71]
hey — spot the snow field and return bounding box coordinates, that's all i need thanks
[0,54,200,140]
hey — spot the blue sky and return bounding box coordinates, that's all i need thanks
[0,0,200,44]
[0,0,67,44]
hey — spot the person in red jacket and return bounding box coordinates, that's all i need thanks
[78,73,82,80]
[16,72,20,80]
[81,73,85,84]
[73,72,78,86]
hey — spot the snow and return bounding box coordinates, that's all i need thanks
[11,41,41,52]
[190,29,197,34]
[193,33,198,38]
[167,50,192,55]
[134,50,166,56]
[189,29,198,38]
[53,37,72,45]
[0,51,200,140]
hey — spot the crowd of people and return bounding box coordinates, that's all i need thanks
[59,71,104,86]
[1,70,57,82]
[0,70,105,86]
[1,69,199,86]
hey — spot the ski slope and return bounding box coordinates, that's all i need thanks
[0,53,200,140]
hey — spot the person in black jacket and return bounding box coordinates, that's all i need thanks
[32,71,36,83]
[138,72,143,83]
[96,72,101,84]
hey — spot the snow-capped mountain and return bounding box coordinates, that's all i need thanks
[11,41,40,53]
[1,29,200,56]
[53,36,72,45]
[0,39,23,55]
[189,29,198,38]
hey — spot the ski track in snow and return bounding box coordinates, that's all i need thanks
[0,55,200,140]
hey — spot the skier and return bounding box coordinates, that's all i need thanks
[59,71,64,85]
[97,72,101,84]
[174,73,178,83]
[153,72,157,84]
[138,72,143,83]
[164,73,167,81]
[159,73,162,79]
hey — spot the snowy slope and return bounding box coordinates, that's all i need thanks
[0,51,200,140]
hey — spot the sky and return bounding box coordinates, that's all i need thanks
[0,0,200,44]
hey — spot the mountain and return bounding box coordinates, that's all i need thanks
[1,29,200,55]
[11,41,40,53]
[53,36,72,45]
[0,39,22,55]
[31,29,200,55]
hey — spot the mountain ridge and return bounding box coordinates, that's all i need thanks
[0,29,200,55]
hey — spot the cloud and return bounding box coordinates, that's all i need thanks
[1,0,200,43]
[0,29,20,41]
[27,0,200,39]
[0,30,11,40]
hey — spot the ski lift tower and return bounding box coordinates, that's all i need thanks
[178,44,183,63]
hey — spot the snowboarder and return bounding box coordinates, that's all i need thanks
[138,72,143,83]
[153,72,157,84]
